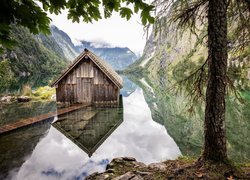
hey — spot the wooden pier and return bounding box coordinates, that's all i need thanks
[0,104,90,135]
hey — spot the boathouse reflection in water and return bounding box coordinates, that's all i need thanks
[52,103,123,157]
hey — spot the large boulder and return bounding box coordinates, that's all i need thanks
[86,157,150,180]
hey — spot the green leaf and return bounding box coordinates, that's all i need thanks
[148,16,155,24]
[134,5,139,13]
[119,7,133,20]
[0,0,155,52]
[140,5,155,25]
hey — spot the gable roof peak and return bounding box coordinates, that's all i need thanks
[50,49,123,88]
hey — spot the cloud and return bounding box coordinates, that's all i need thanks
[71,38,82,46]
[48,10,146,54]
[73,37,127,49]
[89,39,118,48]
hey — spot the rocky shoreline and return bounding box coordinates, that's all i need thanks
[0,95,31,104]
[86,157,249,179]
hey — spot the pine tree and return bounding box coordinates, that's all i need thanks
[154,0,249,162]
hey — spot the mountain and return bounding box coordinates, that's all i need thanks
[126,16,249,81]
[4,25,70,77]
[0,25,70,92]
[75,41,138,70]
[43,25,138,70]
[38,26,78,61]
[125,22,208,79]
[0,25,138,92]
[123,23,208,155]
[124,14,250,160]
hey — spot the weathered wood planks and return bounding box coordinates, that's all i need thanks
[55,57,120,104]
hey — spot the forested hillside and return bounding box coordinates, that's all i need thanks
[126,17,249,83]
[0,25,138,92]
[125,9,250,163]
[38,25,78,61]
[0,25,69,92]
[123,9,250,165]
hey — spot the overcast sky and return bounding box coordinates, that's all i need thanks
[49,10,147,55]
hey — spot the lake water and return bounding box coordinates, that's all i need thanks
[0,76,249,180]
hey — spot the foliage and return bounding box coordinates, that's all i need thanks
[151,0,249,102]
[2,25,68,76]
[0,0,155,52]
[32,86,55,100]
[0,25,70,93]
[21,84,32,96]
[0,0,51,52]
[154,0,249,45]
[147,0,250,162]
[0,60,16,92]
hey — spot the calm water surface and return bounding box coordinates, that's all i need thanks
[0,76,249,180]
[0,77,181,180]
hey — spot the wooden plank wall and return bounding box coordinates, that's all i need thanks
[56,57,120,104]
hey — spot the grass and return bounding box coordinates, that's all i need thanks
[21,85,32,96]
[31,86,55,100]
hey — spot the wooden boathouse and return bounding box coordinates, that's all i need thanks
[51,48,123,105]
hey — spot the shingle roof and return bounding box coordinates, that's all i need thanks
[50,48,123,88]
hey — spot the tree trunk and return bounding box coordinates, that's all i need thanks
[203,0,228,161]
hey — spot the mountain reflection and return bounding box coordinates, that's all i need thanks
[8,87,180,180]
[2,74,248,180]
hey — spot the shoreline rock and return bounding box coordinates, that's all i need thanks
[86,157,164,180]
[17,96,31,102]
[85,157,249,179]
[0,96,16,103]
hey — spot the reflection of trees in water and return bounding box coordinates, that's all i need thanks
[0,119,52,179]
[7,75,55,94]
[232,77,250,91]
[129,74,250,162]
[0,101,56,126]
[226,92,250,162]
